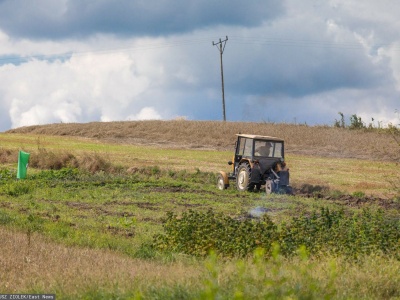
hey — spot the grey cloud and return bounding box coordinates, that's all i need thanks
[225,43,391,98]
[215,6,396,99]
[0,0,285,39]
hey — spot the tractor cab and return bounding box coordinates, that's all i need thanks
[217,134,292,194]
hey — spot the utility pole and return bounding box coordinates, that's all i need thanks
[212,36,228,121]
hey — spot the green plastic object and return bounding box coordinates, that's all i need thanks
[17,150,30,179]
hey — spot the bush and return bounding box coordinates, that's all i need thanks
[29,149,77,170]
[153,208,400,259]
[29,149,114,174]
[154,209,278,258]
[0,148,17,164]
[349,114,365,129]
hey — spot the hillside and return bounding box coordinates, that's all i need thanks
[5,120,400,161]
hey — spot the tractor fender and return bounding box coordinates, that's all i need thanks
[238,158,254,169]
[218,171,230,186]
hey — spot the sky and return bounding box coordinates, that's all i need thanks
[0,0,399,131]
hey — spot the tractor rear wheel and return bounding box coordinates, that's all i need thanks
[217,174,228,190]
[236,164,254,191]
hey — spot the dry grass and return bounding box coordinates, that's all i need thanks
[0,227,201,295]
[0,148,17,164]
[217,254,400,299]
[5,120,400,161]
[0,148,115,174]
[1,226,398,299]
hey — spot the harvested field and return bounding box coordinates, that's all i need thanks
[5,120,400,161]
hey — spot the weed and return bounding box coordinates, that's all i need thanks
[150,166,161,175]
[352,191,366,198]
[0,211,13,225]
[134,242,157,259]
[0,181,34,197]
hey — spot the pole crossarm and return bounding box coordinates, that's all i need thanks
[212,36,228,53]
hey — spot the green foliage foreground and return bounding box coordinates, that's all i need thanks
[1,166,399,299]
[154,208,400,259]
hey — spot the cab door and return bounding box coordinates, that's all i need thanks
[235,137,252,167]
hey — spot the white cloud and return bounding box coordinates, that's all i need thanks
[2,51,155,128]
[127,107,162,121]
[381,42,400,91]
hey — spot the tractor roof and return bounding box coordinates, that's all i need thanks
[236,134,284,142]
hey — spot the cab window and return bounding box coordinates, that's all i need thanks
[254,140,283,158]
[237,137,252,156]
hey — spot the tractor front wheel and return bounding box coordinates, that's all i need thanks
[236,164,254,191]
[217,174,228,190]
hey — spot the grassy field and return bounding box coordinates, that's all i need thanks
[1,131,399,197]
[1,121,399,299]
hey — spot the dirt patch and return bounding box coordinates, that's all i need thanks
[104,200,136,206]
[295,190,400,210]
[65,202,135,216]
[132,202,158,210]
[0,202,12,208]
[180,202,203,208]
[100,200,160,211]
[37,212,61,222]
[138,216,162,223]
[97,207,135,217]
[65,202,94,210]
[106,225,135,238]
[291,183,400,210]
[147,186,189,193]
[146,186,222,197]
[332,195,400,210]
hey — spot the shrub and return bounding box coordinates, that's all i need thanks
[153,209,278,258]
[29,149,77,170]
[153,208,400,259]
[0,148,17,164]
[77,153,112,174]
[349,114,366,129]
[29,149,114,174]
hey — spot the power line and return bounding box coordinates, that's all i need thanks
[230,36,400,51]
[1,35,399,64]
[0,36,215,63]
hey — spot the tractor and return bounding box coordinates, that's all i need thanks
[217,134,292,194]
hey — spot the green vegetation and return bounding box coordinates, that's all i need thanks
[0,164,399,299]
[334,111,400,131]
[154,208,399,259]
[0,122,399,299]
